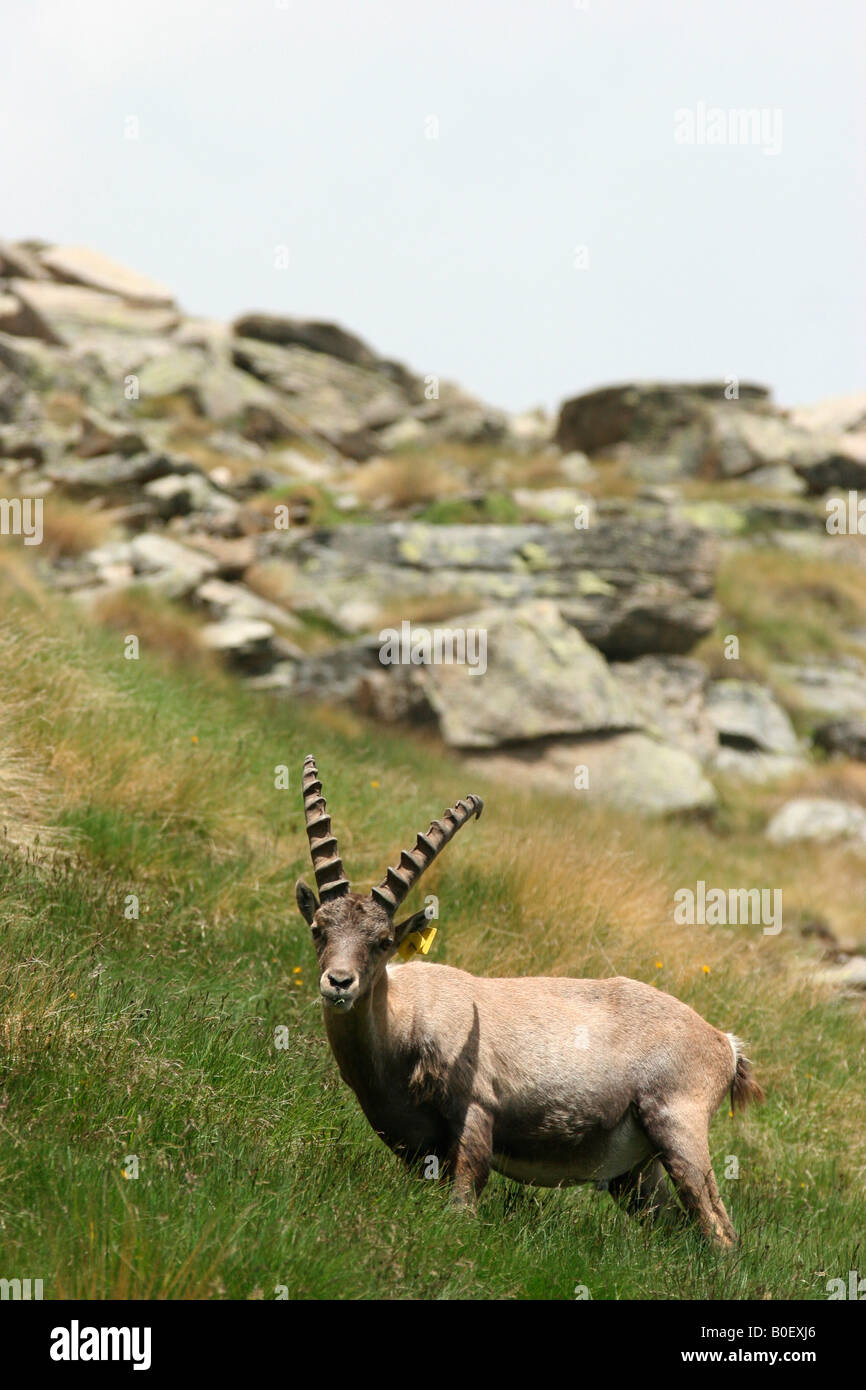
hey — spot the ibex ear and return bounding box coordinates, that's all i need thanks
[295,878,319,924]
[393,907,433,944]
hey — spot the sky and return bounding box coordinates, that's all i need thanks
[2,0,863,414]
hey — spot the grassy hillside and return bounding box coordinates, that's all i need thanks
[0,554,863,1300]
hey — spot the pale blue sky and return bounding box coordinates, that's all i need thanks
[2,0,863,412]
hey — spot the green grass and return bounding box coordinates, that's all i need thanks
[0,564,863,1299]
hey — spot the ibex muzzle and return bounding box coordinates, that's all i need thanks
[296,755,764,1247]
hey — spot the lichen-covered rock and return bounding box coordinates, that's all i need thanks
[275,516,718,656]
[468,732,716,815]
[413,600,640,747]
[555,380,770,455]
[766,797,866,847]
[611,655,717,761]
[706,680,799,755]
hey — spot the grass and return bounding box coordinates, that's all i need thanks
[0,561,863,1299]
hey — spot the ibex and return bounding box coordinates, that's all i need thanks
[296,755,763,1246]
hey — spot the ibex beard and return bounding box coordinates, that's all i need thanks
[296,754,764,1248]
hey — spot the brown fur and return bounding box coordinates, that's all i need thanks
[731,1054,766,1112]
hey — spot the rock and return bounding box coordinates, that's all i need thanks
[468,732,716,815]
[740,463,807,495]
[555,380,770,455]
[77,408,144,458]
[766,797,866,846]
[194,577,299,631]
[376,416,428,451]
[706,680,799,754]
[773,662,866,716]
[713,748,804,783]
[675,500,749,535]
[790,392,866,436]
[135,348,208,400]
[0,329,96,397]
[232,336,408,444]
[707,409,814,478]
[143,472,238,519]
[200,617,276,670]
[511,487,590,520]
[813,718,866,760]
[611,655,718,761]
[320,425,381,462]
[38,245,174,306]
[407,600,640,748]
[0,239,52,281]
[6,279,179,344]
[275,517,718,657]
[558,451,596,483]
[790,432,866,494]
[232,313,383,370]
[270,600,641,749]
[0,290,46,338]
[129,533,218,596]
[67,331,179,383]
[275,636,384,704]
[46,450,199,496]
[814,957,866,992]
[179,534,256,579]
[359,392,410,432]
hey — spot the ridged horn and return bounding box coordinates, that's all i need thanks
[302,754,349,902]
[371,794,483,913]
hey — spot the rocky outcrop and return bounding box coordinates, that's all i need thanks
[274,516,719,657]
[554,379,866,492]
[4,234,865,825]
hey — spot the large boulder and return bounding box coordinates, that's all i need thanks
[467,732,716,816]
[6,279,179,344]
[269,601,642,749]
[407,600,640,748]
[273,516,719,658]
[45,450,201,497]
[232,313,382,370]
[554,380,770,456]
[38,245,175,306]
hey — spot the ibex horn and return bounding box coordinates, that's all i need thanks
[371,794,483,913]
[302,754,350,902]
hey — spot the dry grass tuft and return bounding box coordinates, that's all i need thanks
[91,589,215,670]
[352,457,460,509]
[40,495,117,560]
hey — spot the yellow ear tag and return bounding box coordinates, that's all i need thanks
[396,924,437,962]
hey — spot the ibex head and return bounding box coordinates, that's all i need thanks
[296,754,482,1010]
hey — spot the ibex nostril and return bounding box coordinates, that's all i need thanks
[327,972,354,990]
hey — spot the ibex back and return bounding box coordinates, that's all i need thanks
[296,755,764,1247]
